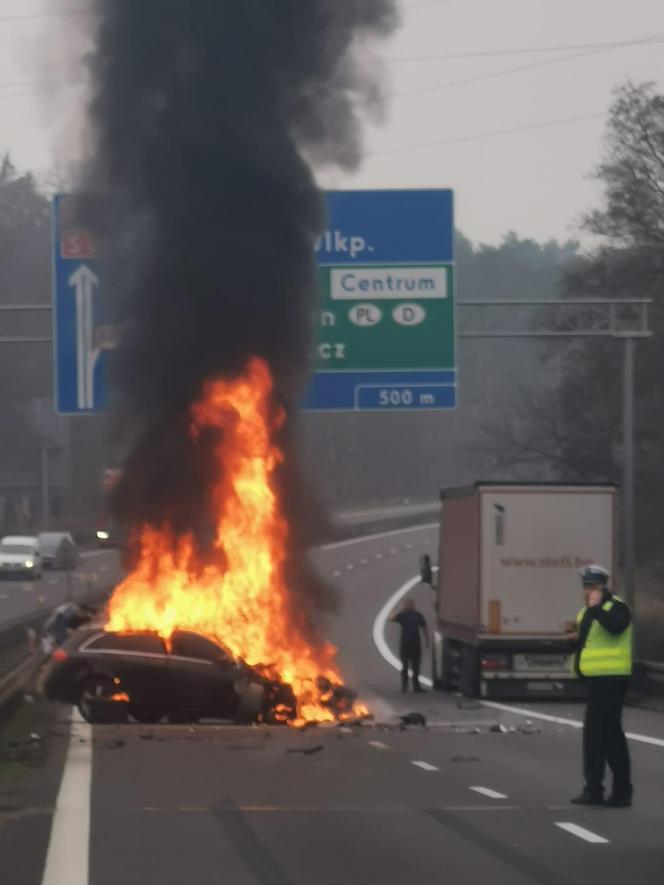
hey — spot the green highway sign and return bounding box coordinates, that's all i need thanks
[304,189,456,411]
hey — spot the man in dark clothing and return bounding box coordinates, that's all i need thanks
[42,603,94,651]
[391,599,430,692]
[569,564,633,808]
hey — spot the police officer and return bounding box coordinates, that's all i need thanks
[570,565,633,807]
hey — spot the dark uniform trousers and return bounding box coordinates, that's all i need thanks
[583,676,632,798]
[400,642,422,690]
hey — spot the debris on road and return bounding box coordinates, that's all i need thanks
[399,713,427,727]
[490,723,509,734]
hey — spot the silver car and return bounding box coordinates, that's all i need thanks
[37,532,79,570]
[0,536,43,579]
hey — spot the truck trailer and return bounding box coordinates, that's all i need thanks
[427,482,617,699]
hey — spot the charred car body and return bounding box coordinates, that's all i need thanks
[43,629,297,725]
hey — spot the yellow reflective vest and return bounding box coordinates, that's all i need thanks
[575,597,632,677]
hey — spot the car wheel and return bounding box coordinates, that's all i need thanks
[78,675,117,723]
[234,683,266,724]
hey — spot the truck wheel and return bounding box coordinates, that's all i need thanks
[460,646,480,698]
[440,641,457,692]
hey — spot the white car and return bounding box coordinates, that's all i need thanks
[0,535,43,579]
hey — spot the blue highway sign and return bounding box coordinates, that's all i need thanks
[52,195,111,415]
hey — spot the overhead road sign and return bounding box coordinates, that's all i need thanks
[52,189,455,414]
[306,188,456,411]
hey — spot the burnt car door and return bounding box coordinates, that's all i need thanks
[79,632,173,716]
[169,630,240,719]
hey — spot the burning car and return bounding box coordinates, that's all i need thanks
[42,628,298,725]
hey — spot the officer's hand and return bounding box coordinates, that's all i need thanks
[587,589,603,607]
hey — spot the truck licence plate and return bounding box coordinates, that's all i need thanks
[514,654,569,672]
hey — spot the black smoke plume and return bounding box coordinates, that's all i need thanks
[84,1,397,621]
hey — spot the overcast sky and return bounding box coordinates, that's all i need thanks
[2,0,664,245]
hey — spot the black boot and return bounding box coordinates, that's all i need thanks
[571,788,604,806]
[605,792,632,808]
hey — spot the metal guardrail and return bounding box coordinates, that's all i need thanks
[0,648,45,711]
[0,580,115,720]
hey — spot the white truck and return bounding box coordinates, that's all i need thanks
[424,482,617,698]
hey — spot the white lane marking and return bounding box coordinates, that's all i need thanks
[555,822,609,844]
[100,566,109,572]
[360,558,369,565]
[0,592,8,600]
[22,584,34,593]
[373,574,434,688]
[318,523,438,552]
[375,553,383,560]
[369,740,389,750]
[332,570,342,577]
[483,702,583,731]
[80,550,113,559]
[411,760,438,772]
[47,579,59,585]
[470,786,508,800]
[484,701,664,749]
[41,713,92,885]
[346,564,355,571]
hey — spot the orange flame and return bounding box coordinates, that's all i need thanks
[107,357,361,723]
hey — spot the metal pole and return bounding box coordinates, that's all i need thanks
[622,337,635,614]
[41,445,49,526]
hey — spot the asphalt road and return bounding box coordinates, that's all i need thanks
[6,524,664,884]
[0,550,122,630]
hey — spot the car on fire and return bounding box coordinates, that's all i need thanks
[42,628,297,725]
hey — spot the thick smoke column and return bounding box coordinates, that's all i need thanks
[85,1,397,615]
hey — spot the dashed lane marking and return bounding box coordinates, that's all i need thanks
[411,760,438,772]
[360,558,369,565]
[368,740,389,750]
[345,564,355,571]
[470,786,508,800]
[0,593,8,600]
[555,822,609,844]
[375,553,383,559]
[332,570,342,577]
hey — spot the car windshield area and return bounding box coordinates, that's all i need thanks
[1,545,34,555]
[39,534,67,550]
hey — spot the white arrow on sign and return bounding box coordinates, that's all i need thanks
[69,264,101,410]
